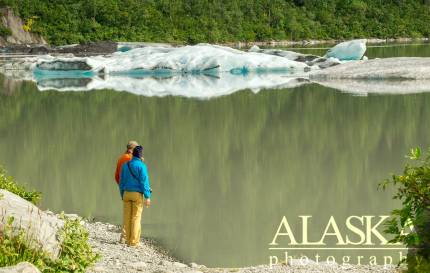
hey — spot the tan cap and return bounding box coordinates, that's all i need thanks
[126,140,139,150]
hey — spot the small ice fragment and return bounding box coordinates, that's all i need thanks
[325,39,367,61]
[118,46,132,52]
[248,45,260,52]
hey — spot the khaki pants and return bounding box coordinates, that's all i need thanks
[122,191,143,246]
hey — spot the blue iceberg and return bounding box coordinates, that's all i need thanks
[325,39,367,61]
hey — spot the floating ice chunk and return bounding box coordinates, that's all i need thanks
[32,44,309,75]
[118,46,132,52]
[308,57,341,69]
[325,39,367,61]
[248,46,340,69]
[310,57,430,80]
[248,45,260,52]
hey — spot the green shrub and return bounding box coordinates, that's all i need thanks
[50,214,100,272]
[380,148,430,272]
[0,216,99,272]
[0,217,49,268]
[0,25,11,37]
[0,166,41,204]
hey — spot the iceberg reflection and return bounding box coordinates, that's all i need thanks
[3,69,430,98]
[35,73,310,98]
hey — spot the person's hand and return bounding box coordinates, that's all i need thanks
[140,157,145,161]
[144,198,151,208]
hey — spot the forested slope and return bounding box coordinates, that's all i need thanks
[3,0,430,45]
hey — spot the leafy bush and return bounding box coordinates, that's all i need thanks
[22,17,37,32]
[0,25,11,37]
[0,166,41,204]
[0,216,99,272]
[380,148,430,272]
[51,214,100,272]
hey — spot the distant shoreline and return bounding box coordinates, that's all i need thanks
[223,37,429,49]
[1,37,429,57]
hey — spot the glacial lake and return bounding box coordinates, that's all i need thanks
[1,43,430,267]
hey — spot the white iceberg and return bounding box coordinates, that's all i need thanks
[325,39,367,60]
[33,44,310,75]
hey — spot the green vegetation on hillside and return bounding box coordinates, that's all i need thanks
[0,25,11,37]
[2,0,430,45]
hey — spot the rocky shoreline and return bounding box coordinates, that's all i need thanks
[83,220,402,273]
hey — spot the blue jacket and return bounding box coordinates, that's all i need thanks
[119,156,151,199]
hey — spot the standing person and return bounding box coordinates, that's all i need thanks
[115,140,139,185]
[120,145,151,247]
[115,140,143,243]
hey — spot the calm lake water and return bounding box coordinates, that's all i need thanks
[1,44,430,267]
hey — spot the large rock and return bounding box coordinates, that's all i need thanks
[0,262,41,273]
[0,189,64,260]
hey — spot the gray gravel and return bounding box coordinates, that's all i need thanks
[83,221,403,273]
